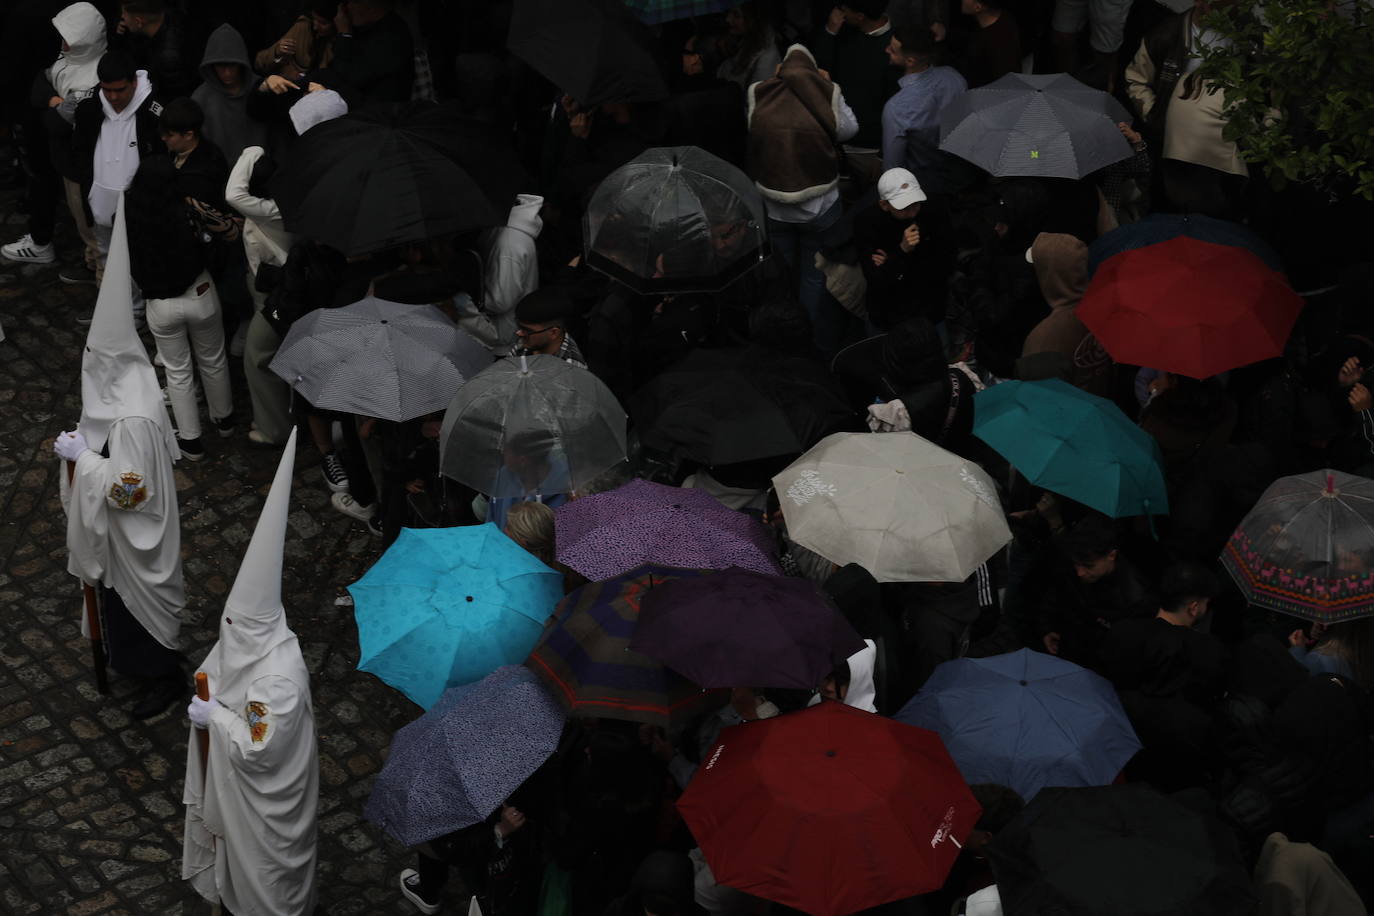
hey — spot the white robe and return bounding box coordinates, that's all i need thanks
[182,639,319,916]
[60,415,183,649]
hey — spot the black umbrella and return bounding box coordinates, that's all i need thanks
[271,102,516,256]
[584,146,770,295]
[987,785,1256,916]
[507,0,669,107]
[630,346,860,468]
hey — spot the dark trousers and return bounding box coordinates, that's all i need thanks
[12,117,58,246]
[100,586,183,679]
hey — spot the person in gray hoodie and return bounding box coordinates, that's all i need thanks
[191,24,267,170]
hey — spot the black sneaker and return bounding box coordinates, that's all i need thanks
[178,436,206,462]
[59,265,97,286]
[322,451,349,493]
[130,673,186,720]
[214,415,236,439]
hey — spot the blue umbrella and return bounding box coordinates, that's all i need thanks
[364,666,565,846]
[973,378,1168,519]
[1088,213,1282,276]
[350,525,563,709]
[895,649,1141,802]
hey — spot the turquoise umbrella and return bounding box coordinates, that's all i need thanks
[349,525,563,709]
[973,378,1168,519]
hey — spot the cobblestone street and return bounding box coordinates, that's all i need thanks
[0,191,437,914]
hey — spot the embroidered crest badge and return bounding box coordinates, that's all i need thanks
[107,471,149,510]
[246,701,269,743]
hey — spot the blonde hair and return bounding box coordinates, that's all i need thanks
[504,501,556,564]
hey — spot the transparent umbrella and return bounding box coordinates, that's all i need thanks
[439,354,627,498]
[1222,469,1374,623]
[584,146,769,294]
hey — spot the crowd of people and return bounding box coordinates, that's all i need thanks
[6,0,1374,913]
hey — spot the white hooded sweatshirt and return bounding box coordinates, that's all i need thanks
[88,70,153,227]
[183,429,319,916]
[60,194,184,650]
[461,193,543,351]
[49,3,107,102]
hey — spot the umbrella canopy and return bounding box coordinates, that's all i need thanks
[440,354,628,499]
[677,702,982,916]
[1077,236,1303,380]
[771,432,1011,583]
[269,297,492,422]
[271,103,508,256]
[631,567,865,689]
[508,0,669,106]
[631,346,858,468]
[1087,212,1282,275]
[987,784,1255,916]
[524,563,724,728]
[554,478,782,580]
[349,525,563,709]
[1222,469,1374,623]
[584,146,768,294]
[622,0,739,23]
[973,378,1168,519]
[938,73,1133,179]
[895,649,1141,802]
[363,666,564,846]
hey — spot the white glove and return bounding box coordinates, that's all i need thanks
[188,695,216,729]
[54,430,90,462]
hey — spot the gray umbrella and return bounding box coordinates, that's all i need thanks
[938,73,1134,179]
[270,297,493,423]
[440,354,627,498]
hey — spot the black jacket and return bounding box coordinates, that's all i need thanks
[315,11,414,108]
[120,9,203,105]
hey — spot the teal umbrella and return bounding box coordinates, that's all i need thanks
[349,525,563,709]
[973,378,1168,519]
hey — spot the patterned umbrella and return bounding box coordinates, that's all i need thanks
[524,563,725,728]
[554,479,782,580]
[630,567,865,689]
[1222,470,1374,623]
[938,73,1133,179]
[363,666,564,846]
[440,354,628,499]
[621,0,739,25]
[350,525,563,709]
[270,298,493,422]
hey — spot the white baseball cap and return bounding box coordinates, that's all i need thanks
[877,168,927,209]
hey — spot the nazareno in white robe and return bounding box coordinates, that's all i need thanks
[182,430,319,915]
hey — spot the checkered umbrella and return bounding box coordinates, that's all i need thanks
[938,73,1134,179]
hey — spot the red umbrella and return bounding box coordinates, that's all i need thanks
[676,702,981,916]
[1077,236,1303,380]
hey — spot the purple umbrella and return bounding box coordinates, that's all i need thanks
[363,666,564,846]
[630,567,866,689]
[554,478,782,581]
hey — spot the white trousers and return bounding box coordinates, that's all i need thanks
[146,271,233,440]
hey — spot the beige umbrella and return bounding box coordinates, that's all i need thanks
[772,432,1011,583]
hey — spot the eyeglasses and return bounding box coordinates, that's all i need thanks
[516,323,559,337]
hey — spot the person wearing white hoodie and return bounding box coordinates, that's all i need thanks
[71,50,163,321]
[0,2,106,274]
[455,193,544,352]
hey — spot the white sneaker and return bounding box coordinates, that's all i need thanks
[1,234,56,264]
[399,868,441,915]
[331,491,377,522]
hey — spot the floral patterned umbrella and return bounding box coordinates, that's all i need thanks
[1222,469,1374,623]
[771,432,1011,583]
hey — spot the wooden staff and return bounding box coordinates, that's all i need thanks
[65,460,109,695]
[194,672,210,768]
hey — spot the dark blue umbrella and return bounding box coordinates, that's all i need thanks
[1088,212,1282,275]
[895,649,1140,801]
[363,666,565,846]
